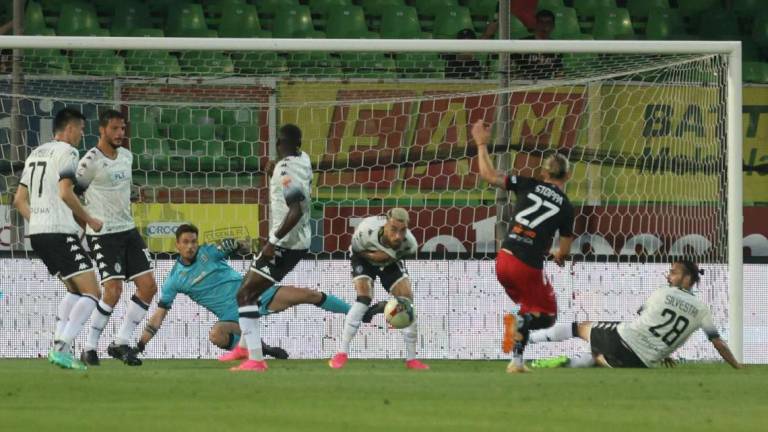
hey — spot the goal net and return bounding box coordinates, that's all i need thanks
[0,37,748,362]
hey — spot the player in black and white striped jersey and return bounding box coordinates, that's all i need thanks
[13,108,103,370]
[75,110,158,367]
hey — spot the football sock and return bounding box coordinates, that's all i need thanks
[340,297,370,353]
[85,300,113,351]
[55,292,80,341]
[238,305,263,361]
[567,352,596,368]
[403,321,418,361]
[115,295,149,345]
[530,323,574,343]
[57,294,98,349]
[317,292,351,314]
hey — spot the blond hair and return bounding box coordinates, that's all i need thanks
[542,153,570,180]
[386,207,410,225]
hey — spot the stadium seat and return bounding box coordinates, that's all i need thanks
[205,0,246,16]
[592,8,634,40]
[733,0,762,16]
[432,7,473,39]
[110,1,151,36]
[178,52,235,76]
[272,6,322,38]
[645,9,686,40]
[396,53,445,78]
[753,13,768,47]
[324,6,377,39]
[131,122,159,139]
[256,0,299,16]
[231,52,288,75]
[743,61,768,83]
[573,0,615,17]
[24,48,71,75]
[218,4,270,37]
[509,13,531,38]
[166,3,209,37]
[70,51,126,76]
[361,0,405,16]
[380,6,426,39]
[625,0,669,19]
[550,8,581,39]
[308,0,352,16]
[127,56,182,77]
[24,2,48,35]
[57,2,101,36]
[537,0,566,12]
[676,0,719,17]
[465,0,498,18]
[697,11,739,40]
[413,0,460,17]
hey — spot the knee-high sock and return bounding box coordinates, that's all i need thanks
[402,321,418,361]
[530,323,575,344]
[316,292,351,314]
[340,300,369,353]
[115,295,149,345]
[238,305,263,361]
[567,352,596,368]
[85,300,113,351]
[56,294,98,351]
[55,292,80,341]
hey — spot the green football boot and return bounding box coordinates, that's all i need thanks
[530,355,569,369]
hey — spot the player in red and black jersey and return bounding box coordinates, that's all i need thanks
[471,120,575,373]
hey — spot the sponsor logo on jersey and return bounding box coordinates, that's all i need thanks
[114,262,121,274]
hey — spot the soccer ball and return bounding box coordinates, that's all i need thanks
[384,296,415,329]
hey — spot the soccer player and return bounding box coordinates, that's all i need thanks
[75,110,157,367]
[135,224,349,360]
[329,208,429,370]
[528,260,743,370]
[471,119,575,373]
[233,124,314,371]
[13,108,103,370]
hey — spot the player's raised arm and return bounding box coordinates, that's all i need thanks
[471,120,506,188]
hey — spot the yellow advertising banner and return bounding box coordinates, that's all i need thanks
[742,86,768,205]
[132,204,259,252]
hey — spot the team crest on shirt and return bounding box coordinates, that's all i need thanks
[200,255,208,264]
[355,265,363,274]
[114,263,121,273]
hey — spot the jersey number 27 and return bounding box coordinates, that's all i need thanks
[515,193,560,228]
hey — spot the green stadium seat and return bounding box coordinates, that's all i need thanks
[537,0,565,12]
[126,56,181,77]
[432,7,473,39]
[509,13,531,38]
[57,2,101,36]
[413,0,459,17]
[645,9,685,40]
[676,0,719,17]
[625,0,669,19]
[361,0,405,16]
[733,0,762,16]
[110,1,152,36]
[232,52,288,75]
[257,0,299,16]
[573,0,615,17]
[272,6,323,38]
[308,0,352,16]
[166,3,209,37]
[550,8,581,39]
[698,11,739,40]
[205,0,247,17]
[325,6,377,39]
[218,4,270,37]
[753,13,768,47]
[131,122,158,138]
[396,53,445,78]
[178,52,235,76]
[743,61,768,83]
[237,141,256,157]
[380,6,426,39]
[71,54,125,76]
[24,49,71,75]
[24,2,47,35]
[592,8,634,40]
[227,125,260,142]
[466,0,498,17]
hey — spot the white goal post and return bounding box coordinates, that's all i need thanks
[0,36,743,362]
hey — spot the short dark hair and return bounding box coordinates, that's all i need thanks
[676,259,703,285]
[99,109,126,128]
[175,224,199,240]
[53,108,86,133]
[536,9,555,22]
[456,28,476,39]
[278,124,302,148]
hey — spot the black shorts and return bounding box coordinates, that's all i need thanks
[30,233,94,280]
[249,247,306,283]
[86,228,154,283]
[350,253,409,292]
[590,321,648,368]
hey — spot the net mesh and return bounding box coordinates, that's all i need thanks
[0,45,742,360]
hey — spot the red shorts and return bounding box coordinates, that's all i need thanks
[495,249,557,315]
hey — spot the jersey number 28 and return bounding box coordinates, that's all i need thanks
[648,308,690,346]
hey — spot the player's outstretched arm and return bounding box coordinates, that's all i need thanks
[553,235,574,267]
[58,178,102,232]
[137,307,168,353]
[471,120,507,188]
[12,185,31,221]
[710,337,744,369]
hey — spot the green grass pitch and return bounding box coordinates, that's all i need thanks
[1,359,766,432]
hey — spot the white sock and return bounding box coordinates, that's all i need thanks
[340,301,368,353]
[55,292,80,340]
[115,296,149,345]
[402,321,418,361]
[530,323,574,344]
[56,294,98,350]
[238,305,263,361]
[85,300,113,351]
[567,352,596,368]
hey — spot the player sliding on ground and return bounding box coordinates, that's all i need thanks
[76,110,158,367]
[329,208,429,370]
[135,224,349,361]
[528,260,743,369]
[14,108,103,370]
[471,120,575,373]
